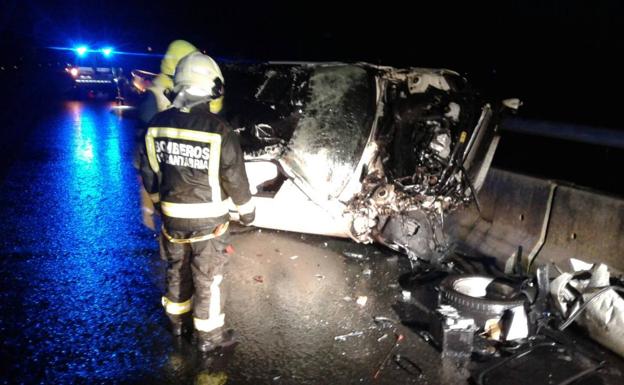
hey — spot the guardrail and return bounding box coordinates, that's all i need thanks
[447,168,624,271]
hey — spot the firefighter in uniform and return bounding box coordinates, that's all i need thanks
[136,40,198,229]
[138,39,225,126]
[138,39,197,125]
[140,52,255,352]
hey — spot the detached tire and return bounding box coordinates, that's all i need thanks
[438,275,527,328]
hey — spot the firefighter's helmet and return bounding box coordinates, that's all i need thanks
[161,40,197,76]
[174,52,224,99]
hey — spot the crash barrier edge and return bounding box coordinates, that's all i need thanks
[446,168,624,271]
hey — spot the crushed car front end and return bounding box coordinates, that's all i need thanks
[347,64,509,262]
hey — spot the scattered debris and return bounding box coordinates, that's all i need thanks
[343,296,352,302]
[483,319,501,341]
[373,333,404,380]
[314,274,325,280]
[377,333,388,342]
[401,290,411,301]
[373,316,400,326]
[343,251,367,260]
[225,245,235,254]
[362,268,372,276]
[551,259,624,357]
[569,257,594,272]
[430,305,476,358]
[418,331,432,342]
[437,275,527,329]
[253,275,264,283]
[334,331,364,341]
[499,306,529,341]
[290,255,299,260]
[394,354,423,378]
[356,296,368,307]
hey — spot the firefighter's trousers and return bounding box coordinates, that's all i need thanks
[160,224,230,333]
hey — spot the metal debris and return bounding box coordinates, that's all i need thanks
[290,255,299,260]
[343,251,368,260]
[373,316,400,325]
[356,296,368,307]
[362,268,372,276]
[394,354,423,378]
[334,331,364,341]
[314,274,325,280]
[373,333,405,380]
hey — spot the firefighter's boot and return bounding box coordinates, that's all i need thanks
[196,329,238,352]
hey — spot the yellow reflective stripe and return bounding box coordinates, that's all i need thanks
[150,193,160,203]
[145,126,223,202]
[161,201,228,219]
[161,296,192,315]
[194,275,225,332]
[145,133,159,173]
[237,199,255,215]
[162,222,229,244]
[209,96,223,114]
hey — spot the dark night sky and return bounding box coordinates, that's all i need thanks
[2,0,623,127]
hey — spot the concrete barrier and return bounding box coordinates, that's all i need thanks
[447,168,624,271]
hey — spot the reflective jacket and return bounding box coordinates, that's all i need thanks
[140,104,252,226]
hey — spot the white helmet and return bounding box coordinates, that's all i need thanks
[173,52,224,99]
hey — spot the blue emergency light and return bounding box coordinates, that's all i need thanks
[75,46,89,57]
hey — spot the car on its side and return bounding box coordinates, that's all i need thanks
[219,62,518,262]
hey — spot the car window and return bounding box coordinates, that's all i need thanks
[282,65,374,199]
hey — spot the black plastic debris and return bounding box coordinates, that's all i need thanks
[430,305,476,358]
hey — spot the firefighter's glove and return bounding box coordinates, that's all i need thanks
[237,200,255,226]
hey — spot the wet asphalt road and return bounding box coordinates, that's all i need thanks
[0,101,451,384]
[2,101,623,385]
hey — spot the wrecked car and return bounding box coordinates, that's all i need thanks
[221,62,516,261]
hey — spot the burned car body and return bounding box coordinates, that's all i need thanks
[222,62,509,261]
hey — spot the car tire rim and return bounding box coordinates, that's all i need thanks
[452,276,495,298]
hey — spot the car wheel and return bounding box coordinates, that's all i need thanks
[438,275,527,327]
